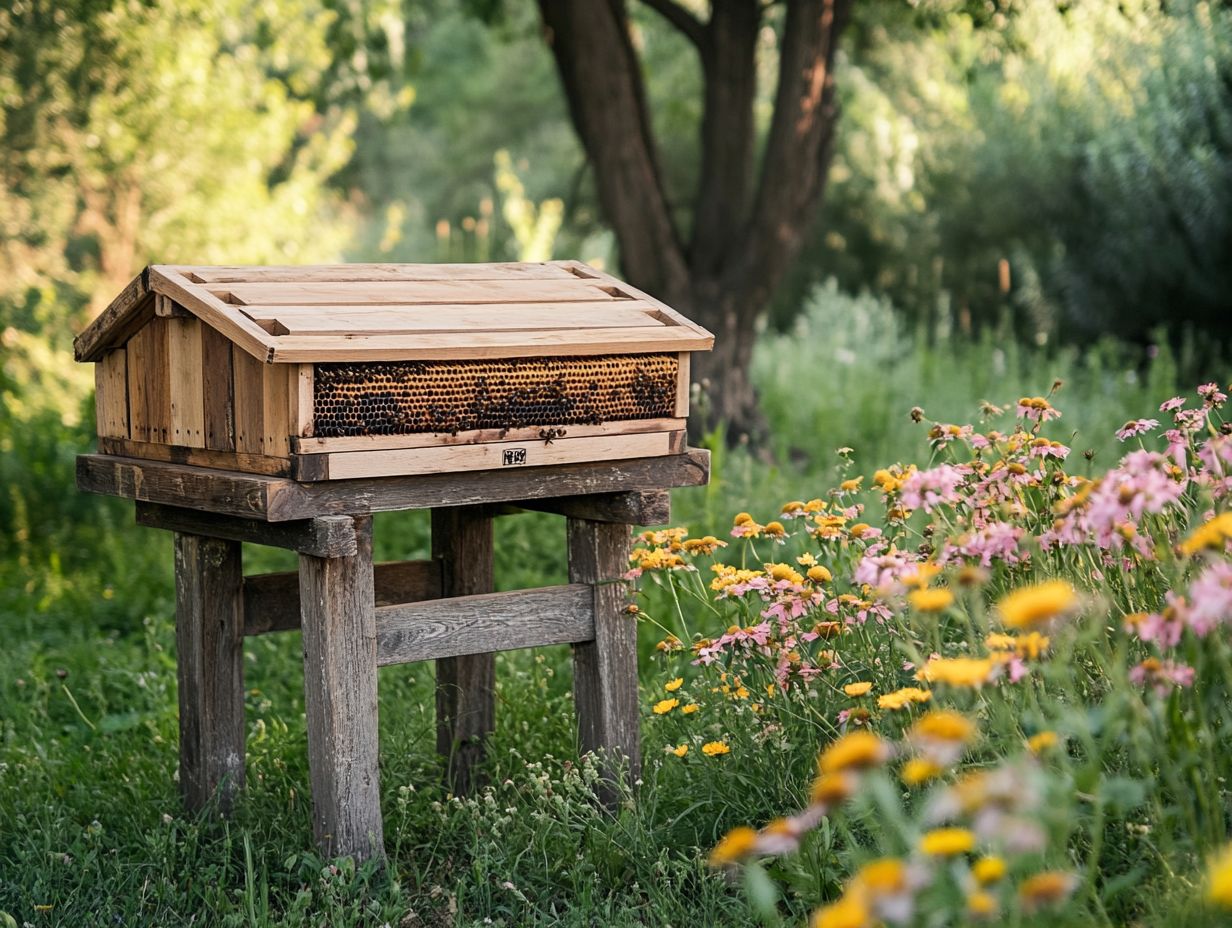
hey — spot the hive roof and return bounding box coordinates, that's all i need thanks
[75,261,713,364]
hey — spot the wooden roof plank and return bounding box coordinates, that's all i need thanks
[212,279,626,306]
[245,304,664,336]
[149,266,276,362]
[74,268,153,362]
[551,260,715,342]
[269,325,711,362]
[179,262,576,283]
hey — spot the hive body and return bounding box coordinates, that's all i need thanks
[76,262,712,481]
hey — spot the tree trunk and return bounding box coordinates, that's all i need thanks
[537,0,852,442]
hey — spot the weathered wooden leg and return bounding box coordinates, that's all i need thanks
[568,518,639,804]
[174,532,245,814]
[432,506,495,796]
[299,515,384,861]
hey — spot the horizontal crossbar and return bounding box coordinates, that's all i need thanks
[138,501,357,557]
[243,560,441,635]
[375,584,594,666]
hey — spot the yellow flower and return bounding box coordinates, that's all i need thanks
[878,686,932,710]
[854,857,907,894]
[915,656,995,688]
[655,635,682,652]
[997,580,1078,629]
[903,563,942,589]
[819,731,891,774]
[908,588,955,613]
[808,565,833,584]
[973,855,1007,884]
[1018,871,1078,912]
[733,511,754,526]
[910,710,977,744]
[766,562,804,584]
[919,827,976,857]
[652,698,679,715]
[782,500,806,515]
[708,826,757,866]
[664,677,683,692]
[702,741,731,757]
[1027,731,1059,754]
[902,757,943,787]
[763,520,788,538]
[797,552,818,566]
[681,704,699,715]
[966,891,998,919]
[809,771,857,808]
[683,535,727,555]
[1180,512,1232,556]
[734,686,750,699]
[839,477,864,492]
[1208,844,1232,908]
[985,633,1016,651]
[811,893,872,928]
[843,681,873,698]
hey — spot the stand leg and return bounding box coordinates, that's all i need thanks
[299,515,384,861]
[432,506,495,795]
[174,532,245,814]
[568,518,639,804]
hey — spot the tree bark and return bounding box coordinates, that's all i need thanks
[537,0,853,441]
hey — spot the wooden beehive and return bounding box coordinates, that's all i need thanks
[75,262,713,481]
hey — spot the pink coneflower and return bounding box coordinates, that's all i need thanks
[1160,396,1187,413]
[1186,561,1232,637]
[1129,658,1195,696]
[1198,382,1227,407]
[900,464,967,513]
[1116,419,1159,441]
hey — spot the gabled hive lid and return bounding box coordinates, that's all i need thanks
[75,261,713,364]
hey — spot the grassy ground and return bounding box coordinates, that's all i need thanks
[0,288,1205,926]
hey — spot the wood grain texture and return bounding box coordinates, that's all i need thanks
[167,316,205,448]
[127,318,170,444]
[295,365,314,438]
[298,516,384,861]
[181,263,576,283]
[215,278,622,306]
[675,351,691,418]
[242,302,662,335]
[242,560,442,636]
[97,437,288,476]
[76,450,711,521]
[376,584,593,666]
[292,417,685,454]
[517,490,670,526]
[94,348,129,439]
[568,518,640,804]
[291,431,682,481]
[173,533,245,814]
[200,323,236,451]
[261,362,292,456]
[232,345,265,454]
[268,325,709,362]
[432,506,495,796]
[137,502,357,557]
[149,266,274,362]
[74,268,151,362]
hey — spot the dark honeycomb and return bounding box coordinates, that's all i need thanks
[312,354,679,437]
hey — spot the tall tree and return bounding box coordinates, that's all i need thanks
[536,0,853,437]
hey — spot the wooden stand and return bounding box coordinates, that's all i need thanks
[79,450,708,862]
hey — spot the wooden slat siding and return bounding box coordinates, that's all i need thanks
[148,266,274,362]
[376,585,593,666]
[154,294,192,318]
[215,279,626,307]
[517,490,670,526]
[292,417,685,454]
[295,365,314,437]
[77,454,274,519]
[183,263,576,283]
[77,449,710,521]
[554,260,715,344]
[74,268,151,362]
[126,318,171,444]
[174,532,245,814]
[269,326,710,363]
[137,502,357,558]
[167,315,205,448]
[675,352,690,418]
[243,560,442,636]
[298,516,384,861]
[240,303,662,336]
[291,430,683,482]
[433,506,495,796]
[261,362,292,457]
[232,345,265,455]
[568,518,640,805]
[94,348,129,439]
[200,323,236,451]
[97,437,290,477]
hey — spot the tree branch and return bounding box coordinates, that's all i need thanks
[638,0,705,48]
[729,0,853,307]
[537,0,689,299]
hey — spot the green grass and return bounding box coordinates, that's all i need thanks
[0,285,1202,926]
